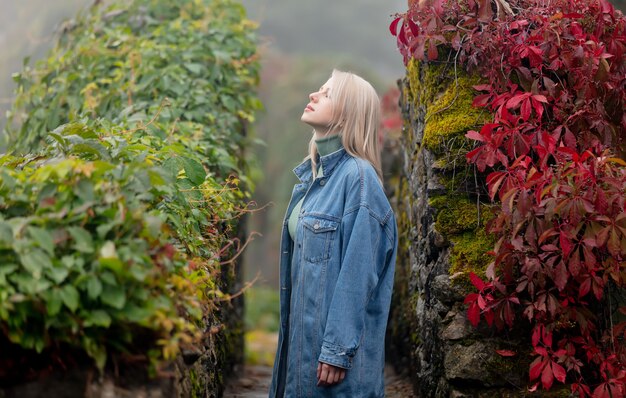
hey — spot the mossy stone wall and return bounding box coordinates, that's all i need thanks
[387,60,530,397]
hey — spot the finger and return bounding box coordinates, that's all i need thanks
[333,368,341,383]
[339,369,346,382]
[325,367,335,385]
[317,363,321,381]
[318,364,329,386]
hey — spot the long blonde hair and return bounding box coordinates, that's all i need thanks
[308,69,382,183]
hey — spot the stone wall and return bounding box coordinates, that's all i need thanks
[386,59,537,397]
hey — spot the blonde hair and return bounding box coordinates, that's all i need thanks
[307,69,383,183]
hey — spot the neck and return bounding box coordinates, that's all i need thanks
[313,128,341,140]
[315,133,343,157]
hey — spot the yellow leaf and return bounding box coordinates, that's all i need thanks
[606,157,626,167]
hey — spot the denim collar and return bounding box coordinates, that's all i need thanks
[293,148,348,183]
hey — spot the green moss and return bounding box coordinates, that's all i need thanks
[407,58,448,107]
[430,195,486,236]
[423,73,489,152]
[428,194,495,291]
[448,229,496,291]
[406,58,490,156]
[188,368,203,398]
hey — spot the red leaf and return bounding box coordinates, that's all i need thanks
[389,17,402,36]
[477,0,493,22]
[541,360,555,389]
[542,327,553,347]
[473,84,492,91]
[506,92,531,109]
[486,171,507,201]
[484,309,495,326]
[478,294,487,309]
[451,31,461,50]
[560,232,573,259]
[398,22,408,45]
[427,41,439,60]
[551,362,566,383]
[532,325,543,347]
[529,356,545,381]
[495,349,517,357]
[433,0,444,15]
[600,0,615,15]
[469,272,487,291]
[473,93,492,107]
[554,261,568,291]
[579,277,591,299]
[407,19,419,37]
[521,99,532,121]
[466,130,486,142]
[592,383,612,398]
[467,302,480,327]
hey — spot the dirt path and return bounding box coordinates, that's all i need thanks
[223,363,416,397]
[224,330,415,397]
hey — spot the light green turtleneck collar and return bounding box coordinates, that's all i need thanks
[287,134,342,240]
[316,134,342,157]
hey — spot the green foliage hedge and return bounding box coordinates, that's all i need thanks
[0,0,260,377]
[5,0,261,185]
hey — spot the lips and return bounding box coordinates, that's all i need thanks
[305,104,314,111]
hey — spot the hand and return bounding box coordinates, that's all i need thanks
[317,362,346,386]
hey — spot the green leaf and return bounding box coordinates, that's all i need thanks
[67,226,94,253]
[20,248,52,279]
[46,289,63,316]
[101,283,126,309]
[74,179,95,202]
[47,264,69,284]
[86,276,103,300]
[28,226,55,256]
[162,157,184,178]
[59,284,79,312]
[83,336,107,371]
[182,157,206,186]
[121,304,151,324]
[84,310,111,327]
[99,258,124,276]
[184,63,203,75]
[0,222,13,245]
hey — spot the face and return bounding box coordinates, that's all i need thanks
[301,77,337,135]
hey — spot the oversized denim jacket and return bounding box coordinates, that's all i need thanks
[269,148,398,397]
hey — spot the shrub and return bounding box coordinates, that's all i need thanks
[0,0,260,382]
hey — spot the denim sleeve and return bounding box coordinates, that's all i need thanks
[318,205,385,369]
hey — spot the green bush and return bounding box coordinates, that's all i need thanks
[4,0,261,187]
[0,0,260,377]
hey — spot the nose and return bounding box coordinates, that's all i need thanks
[309,91,319,102]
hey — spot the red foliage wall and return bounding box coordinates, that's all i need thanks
[392,0,626,395]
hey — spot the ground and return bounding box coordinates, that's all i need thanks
[223,331,416,397]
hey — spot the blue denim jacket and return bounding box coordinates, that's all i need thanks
[269,148,398,397]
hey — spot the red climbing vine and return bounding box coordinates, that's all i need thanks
[392,0,626,395]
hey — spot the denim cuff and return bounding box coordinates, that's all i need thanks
[318,341,356,369]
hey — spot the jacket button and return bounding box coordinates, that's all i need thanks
[301,208,305,214]
[319,179,326,185]
[314,223,320,230]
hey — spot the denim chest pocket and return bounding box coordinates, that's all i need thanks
[301,217,339,263]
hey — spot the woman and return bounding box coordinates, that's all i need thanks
[269,70,398,397]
